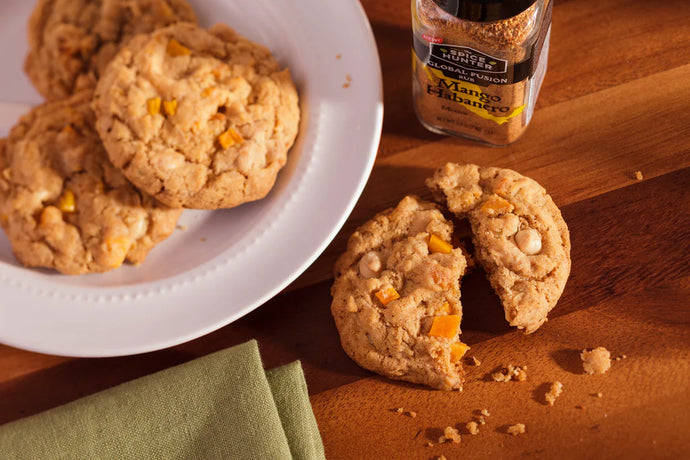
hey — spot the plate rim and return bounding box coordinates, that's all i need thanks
[0,0,383,357]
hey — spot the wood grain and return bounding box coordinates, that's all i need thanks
[1,0,689,458]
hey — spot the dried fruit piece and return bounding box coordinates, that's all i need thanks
[163,99,178,116]
[429,315,461,338]
[375,285,400,306]
[218,128,244,149]
[61,124,76,135]
[104,236,131,268]
[58,189,76,213]
[166,38,191,57]
[428,234,452,254]
[450,342,470,362]
[480,195,514,216]
[147,97,161,116]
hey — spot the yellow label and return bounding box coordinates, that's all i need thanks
[421,63,525,125]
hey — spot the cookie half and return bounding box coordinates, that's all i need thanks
[331,196,470,390]
[0,92,182,275]
[93,23,300,209]
[427,163,571,333]
[25,0,197,100]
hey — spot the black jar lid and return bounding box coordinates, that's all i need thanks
[432,0,536,22]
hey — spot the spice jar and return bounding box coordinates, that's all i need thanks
[411,0,552,146]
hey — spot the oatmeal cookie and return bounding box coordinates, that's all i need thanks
[93,23,300,209]
[331,196,470,390]
[427,163,570,333]
[0,91,182,275]
[25,0,197,100]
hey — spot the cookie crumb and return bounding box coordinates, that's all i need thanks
[480,409,490,417]
[467,356,482,366]
[581,347,612,375]
[425,441,434,447]
[507,423,526,435]
[466,421,479,435]
[437,456,448,460]
[396,407,404,414]
[439,426,462,444]
[176,224,187,231]
[336,54,342,60]
[545,381,563,406]
[492,365,527,382]
[200,237,206,243]
[595,392,603,398]
[346,74,352,82]
[477,415,486,425]
[342,83,351,89]
[635,170,643,181]
[408,411,417,418]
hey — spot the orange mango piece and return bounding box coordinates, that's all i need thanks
[166,38,191,57]
[375,285,400,306]
[450,342,470,362]
[428,234,452,254]
[480,195,514,217]
[218,128,244,149]
[147,97,161,116]
[429,314,461,338]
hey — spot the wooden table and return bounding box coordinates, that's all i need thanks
[2,0,689,458]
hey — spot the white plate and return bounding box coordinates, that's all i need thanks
[0,0,382,356]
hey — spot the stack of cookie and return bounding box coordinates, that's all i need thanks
[0,0,300,275]
[331,163,571,390]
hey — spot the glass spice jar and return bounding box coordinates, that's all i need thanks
[411,0,552,146]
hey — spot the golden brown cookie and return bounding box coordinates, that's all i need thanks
[93,23,300,209]
[427,163,571,333]
[25,0,197,100]
[0,91,182,275]
[331,196,471,390]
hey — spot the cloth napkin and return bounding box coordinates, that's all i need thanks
[0,340,325,460]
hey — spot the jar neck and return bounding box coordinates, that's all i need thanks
[432,0,537,22]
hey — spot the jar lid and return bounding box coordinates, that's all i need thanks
[432,0,536,22]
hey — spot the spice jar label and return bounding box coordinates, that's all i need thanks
[413,57,525,125]
[411,0,553,145]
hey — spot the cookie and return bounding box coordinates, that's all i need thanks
[93,23,300,209]
[25,0,197,100]
[0,91,182,275]
[427,163,571,333]
[331,196,471,390]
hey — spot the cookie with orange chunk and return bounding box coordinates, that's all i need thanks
[427,163,571,333]
[0,91,181,275]
[93,22,300,209]
[25,0,197,100]
[331,196,471,390]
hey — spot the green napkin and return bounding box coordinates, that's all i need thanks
[0,340,325,460]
